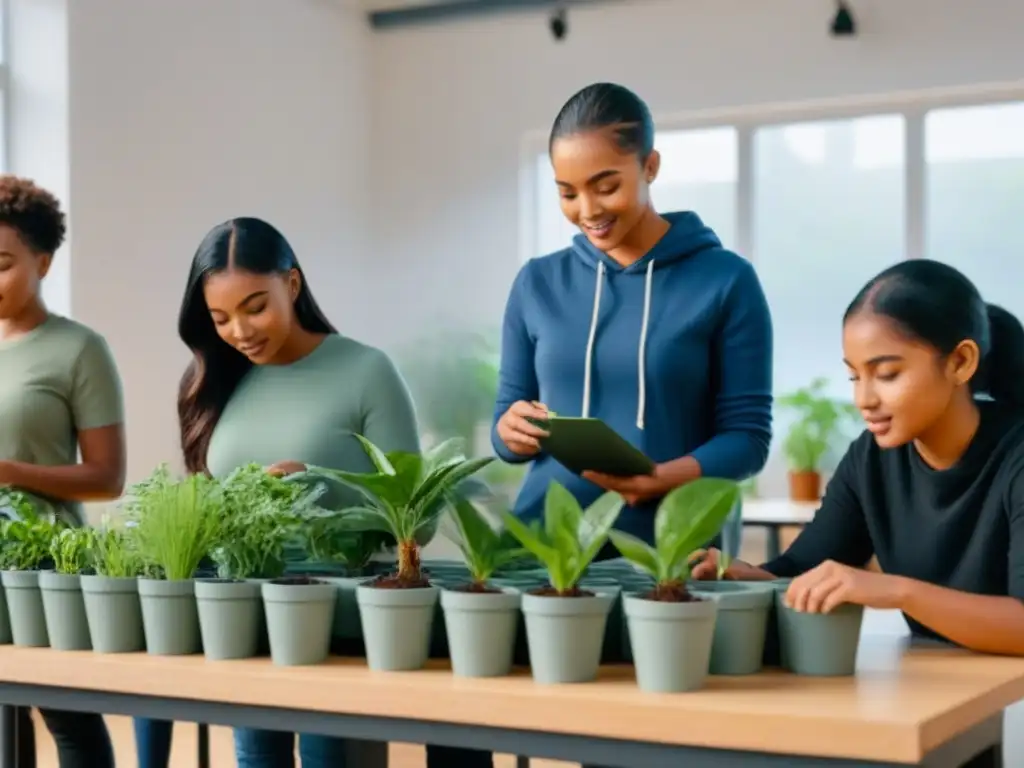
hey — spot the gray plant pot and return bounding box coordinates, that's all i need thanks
[774,586,864,676]
[440,587,521,678]
[623,593,717,692]
[196,579,261,660]
[262,579,336,666]
[321,576,371,642]
[39,572,91,651]
[139,578,200,655]
[357,584,438,671]
[521,591,614,684]
[1,571,49,647]
[689,581,774,675]
[81,575,145,652]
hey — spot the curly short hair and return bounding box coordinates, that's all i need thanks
[0,175,67,255]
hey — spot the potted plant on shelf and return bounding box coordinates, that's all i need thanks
[611,478,761,692]
[81,524,148,653]
[128,468,222,656]
[0,493,63,648]
[500,483,623,684]
[438,497,527,677]
[40,527,96,651]
[778,378,859,501]
[326,436,494,672]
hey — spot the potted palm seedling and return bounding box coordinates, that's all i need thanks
[501,483,623,684]
[0,494,63,647]
[128,468,222,656]
[438,497,527,677]
[198,464,322,662]
[325,436,493,671]
[81,523,148,653]
[40,527,97,651]
[610,478,749,692]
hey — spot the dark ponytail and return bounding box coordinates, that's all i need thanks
[845,259,1024,410]
[979,303,1024,408]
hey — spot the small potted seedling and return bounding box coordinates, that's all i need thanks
[40,527,97,651]
[325,436,493,671]
[439,497,527,677]
[610,478,744,692]
[0,494,63,648]
[501,483,623,684]
[129,469,222,656]
[198,464,319,661]
[81,524,148,653]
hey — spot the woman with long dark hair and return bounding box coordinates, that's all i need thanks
[135,216,488,768]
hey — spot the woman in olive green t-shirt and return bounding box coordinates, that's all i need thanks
[0,175,125,768]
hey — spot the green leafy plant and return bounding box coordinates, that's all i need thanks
[208,464,324,580]
[0,508,63,571]
[442,497,528,590]
[127,470,223,581]
[609,478,740,600]
[304,512,390,576]
[500,482,623,596]
[90,525,147,578]
[778,377,859,472]
[50,527,97,575]
[323,436,494,586]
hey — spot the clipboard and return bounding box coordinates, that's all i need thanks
[533,416,655,477]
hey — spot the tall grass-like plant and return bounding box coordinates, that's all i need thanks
[442,498,528,590]
[129,472,223,581]
[610,478,740,601]
[323,436,493,586]
[501,483,623,596]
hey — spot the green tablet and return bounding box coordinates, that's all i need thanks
[535,416,655,477]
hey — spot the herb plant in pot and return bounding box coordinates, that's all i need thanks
[130,470,222,656]
[40,527,97,651]
[439,498,527,677]
[0,502,63,648]
[501,484,623,684]
[611,478,741,692]
[81,525,147,652]
[328,436,494,672]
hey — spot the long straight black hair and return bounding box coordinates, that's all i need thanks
[177,217,336,473]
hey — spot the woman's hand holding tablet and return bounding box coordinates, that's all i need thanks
[496,400,550,456]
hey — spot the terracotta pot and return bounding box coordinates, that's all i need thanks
[788,471,820,502]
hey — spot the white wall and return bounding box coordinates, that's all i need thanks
[9,0,373,484]
[370,0,1024,339]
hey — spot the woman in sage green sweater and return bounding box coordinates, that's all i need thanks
[133,216,492,768]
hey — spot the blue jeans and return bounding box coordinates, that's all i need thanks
[134,718,173,768]
[234,728,344,767]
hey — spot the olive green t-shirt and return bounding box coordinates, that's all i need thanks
[0,315,124,524]
[206,334,421,507]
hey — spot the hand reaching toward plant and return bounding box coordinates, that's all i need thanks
[265,460,307,478]
[688,547,775,582]
[783,559,908,613]
[496,401,549,457]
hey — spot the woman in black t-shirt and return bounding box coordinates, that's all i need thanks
[694,259,1024,657]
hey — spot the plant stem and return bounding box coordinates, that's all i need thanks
[397,539,421,584]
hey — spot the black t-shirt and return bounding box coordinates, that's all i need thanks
[765,402,1024,640]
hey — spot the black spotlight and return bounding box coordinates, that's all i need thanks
[830,1,856,37]
[549,7,567,41]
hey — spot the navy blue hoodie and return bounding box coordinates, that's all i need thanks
[491,211,773,543]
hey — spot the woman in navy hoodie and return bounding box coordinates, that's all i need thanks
[494,83,774,546]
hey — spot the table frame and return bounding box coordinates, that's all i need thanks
[0,681,1005,767]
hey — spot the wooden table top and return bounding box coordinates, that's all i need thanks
[0,636,1022,763]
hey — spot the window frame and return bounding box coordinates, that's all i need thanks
[519,80,1024,266]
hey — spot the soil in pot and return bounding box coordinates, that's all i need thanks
[81,575,145,652]
[196,578,262,660]
[688,581,774,675]
[139,578,201,655]
[521,587,614,684]
[357,578,438,672]
[788,471,821,502]
[262,577,336,666]
[623,585,718,693]
[441,584,520,678]
[39,572,91,651]
[1,571,49,647]
[775,587,864,676]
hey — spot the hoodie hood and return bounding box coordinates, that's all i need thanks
[571,211,723,430]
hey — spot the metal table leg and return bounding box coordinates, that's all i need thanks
[197,722,210,768]
[0,706,14,768]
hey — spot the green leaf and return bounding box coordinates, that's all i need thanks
[608,530,659,579]
[355,435,396,475]
[654,479,740,581]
